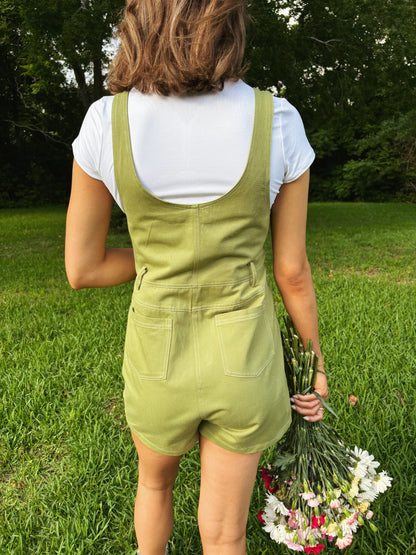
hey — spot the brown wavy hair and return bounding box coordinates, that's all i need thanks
[106,0,247,95]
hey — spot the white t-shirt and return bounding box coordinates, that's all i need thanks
[72,79,314,210]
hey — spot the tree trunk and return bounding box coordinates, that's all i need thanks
[93,57,104,100]
[72,62,90,111]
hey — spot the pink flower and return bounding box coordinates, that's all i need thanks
[308,498,320,507]
[329,499,341,509]
[305,545,326,554]
[347,512,358,526]
[287,510,308,530]
[288,513,298,529]
[257,510,265,523]
[366,511,374,520]
[328,536,334,542]
[285,540,304,551]
[300,492,316,500]
[335,534,354,549]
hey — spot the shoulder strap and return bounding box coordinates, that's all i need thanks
[112,91,137,198]
[251,89,274,186]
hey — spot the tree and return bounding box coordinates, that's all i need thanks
[19,0,124,110]
[0,0,126,206]
[1,0,415,205]
[0,0,88,205]
[244,0,416,200]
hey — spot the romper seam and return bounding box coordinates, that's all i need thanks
[133,289,264,312]
[192,206,204,418]
[192,311,204,420]
[141,276,254,288]
[194,206,200,285]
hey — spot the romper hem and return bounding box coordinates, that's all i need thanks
[199,416,292,455]
[130,425,199,457]
[130,418,292,456]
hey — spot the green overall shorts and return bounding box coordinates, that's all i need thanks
[112,88,292,455]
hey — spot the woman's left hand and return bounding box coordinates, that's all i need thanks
[290,371,328,422]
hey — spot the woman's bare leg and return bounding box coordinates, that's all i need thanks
[198,435,262,555]
[131,432,181,555]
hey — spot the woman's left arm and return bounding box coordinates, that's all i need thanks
[65,160,136,289]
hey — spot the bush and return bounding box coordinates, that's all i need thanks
[309,111,416,202]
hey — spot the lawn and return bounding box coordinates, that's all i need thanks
[0,203,415,554]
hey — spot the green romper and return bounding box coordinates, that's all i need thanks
[112,88,292,456]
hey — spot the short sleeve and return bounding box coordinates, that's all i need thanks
[269,97,315,206]
[72,100,104,181]
[72,96,124,212]
[280,98,315,183]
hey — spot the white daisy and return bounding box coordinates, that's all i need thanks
[350,446,380,473]
[357,488,378,503]
[349,461,368,479]
[262,507,276,523]
[264,523,288,543]
[265,492,290,516]
[360,476,375,491]
[373,471,392,493]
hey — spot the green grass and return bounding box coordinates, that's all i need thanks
[1,203,415,554]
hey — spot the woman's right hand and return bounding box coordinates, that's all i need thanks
[314,368,329,401]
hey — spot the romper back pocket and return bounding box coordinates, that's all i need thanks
[215,304,275,378]
[125,306,173,380]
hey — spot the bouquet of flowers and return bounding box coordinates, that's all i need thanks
[258,317,392,552]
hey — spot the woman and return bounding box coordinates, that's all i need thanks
[65,1,328,554]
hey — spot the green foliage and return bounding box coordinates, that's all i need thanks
[245,0,416,201]
[19,0,124,107]
[336,111,416,201]
[0,0,124,207]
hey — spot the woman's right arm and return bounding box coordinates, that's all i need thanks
[271,169,328,421]
[65,160,136,289]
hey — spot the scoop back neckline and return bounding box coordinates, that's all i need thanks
[120,87,260,210]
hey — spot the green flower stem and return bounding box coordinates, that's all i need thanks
[272,316,359,515]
